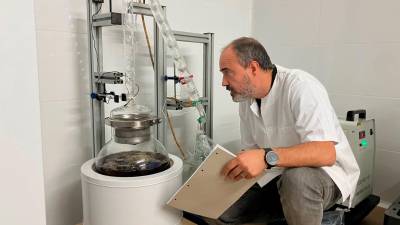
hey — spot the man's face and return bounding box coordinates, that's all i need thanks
[219,47,255,102]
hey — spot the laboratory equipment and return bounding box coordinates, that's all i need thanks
[82,104,183,225]
[340,109,376,208]
[93,104,170,177]
[384,194,400,225]
[82,155,182,225]
[82,0,214,224]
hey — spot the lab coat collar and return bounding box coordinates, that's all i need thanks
[249,66,281,117]
[250,98,260,117]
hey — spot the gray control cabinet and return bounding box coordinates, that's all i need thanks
[340,112,376,208]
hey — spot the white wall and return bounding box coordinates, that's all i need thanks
[34,0,92,224]
[33,0,252,224]
[0,0,47,225]
[252,0,400,205]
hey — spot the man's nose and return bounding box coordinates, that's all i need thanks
[222,76,229,87]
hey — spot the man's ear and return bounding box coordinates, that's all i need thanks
[248,61,259,76]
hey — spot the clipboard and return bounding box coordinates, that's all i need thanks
[167,144,266,219]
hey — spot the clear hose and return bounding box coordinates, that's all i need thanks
[148,0,212,175]
[148,0,206,125]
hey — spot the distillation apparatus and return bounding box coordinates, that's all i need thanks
[133,0,213,170]
[81,0,214,224]
[150,0,214,174]
[88,0,214,172]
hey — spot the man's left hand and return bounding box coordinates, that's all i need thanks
[221,149,266,181]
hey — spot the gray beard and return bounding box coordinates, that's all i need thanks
[232,93,250,102]
[231,73,255,102]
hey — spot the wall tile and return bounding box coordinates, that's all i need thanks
[252,0,320,46]
[319,43,400,98]
[264,44,324,84]
[34,0,87,33]
[160,0,252,36]
[1,1,47,224]
[319,0,400,44]
[36,31,89,102]
[373,149,400,203]
[40,99,91,225]
[330,94,400,153]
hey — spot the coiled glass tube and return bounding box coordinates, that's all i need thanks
[123,0,139,100]
[148,0,206,125]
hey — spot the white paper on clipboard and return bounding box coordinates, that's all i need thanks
[167,144,282,219]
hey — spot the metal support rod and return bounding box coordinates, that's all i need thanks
[154,11,167,146]
[87,0,106,157]
[204,33,214,138]
[87,0,96,158]
[173,64,177,99]
[173,31,210,43]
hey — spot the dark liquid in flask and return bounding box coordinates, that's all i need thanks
[94,151,171,177]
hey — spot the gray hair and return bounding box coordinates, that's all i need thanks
[224,37,274,71]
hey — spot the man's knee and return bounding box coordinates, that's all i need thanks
[278,168,328,225]
[278,167,323,201]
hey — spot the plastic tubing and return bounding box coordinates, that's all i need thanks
[148,0,206,124]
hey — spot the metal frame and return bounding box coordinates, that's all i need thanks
[154,12,167,147]
[87,0,106,157]
[87,1,214,156]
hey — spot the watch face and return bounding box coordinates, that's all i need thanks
[266,151,279,166]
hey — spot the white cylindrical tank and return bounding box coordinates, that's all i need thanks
[81,154,183,225]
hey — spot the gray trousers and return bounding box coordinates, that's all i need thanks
[204,167,341,225]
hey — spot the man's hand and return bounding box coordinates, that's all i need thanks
[221,149,266,181]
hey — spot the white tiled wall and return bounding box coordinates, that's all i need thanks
[33,0,252,224]
[0,1,47,225]
[252,0,400,204]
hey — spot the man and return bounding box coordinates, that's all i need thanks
[212,37,360,225]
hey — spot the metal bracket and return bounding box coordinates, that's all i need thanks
[166,97,209,110]
[92,2,159,27]
[91,92,127,103]
[93,12,122,27]
[173,31,210,43]
[94,71,124,84]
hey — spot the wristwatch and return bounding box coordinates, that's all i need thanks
[263,148,279,168]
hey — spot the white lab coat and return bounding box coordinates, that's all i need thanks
[239,65,360,204]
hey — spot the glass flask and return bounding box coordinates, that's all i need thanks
[181,131,215,181]
[94,102,171,177]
